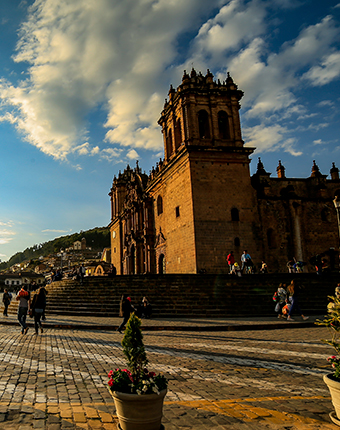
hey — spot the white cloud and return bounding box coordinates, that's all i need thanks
[0,221,13,227]
[193,0,267,58]
[317,100,334,107]
[0,0,338,163]
[0,0,218,160]
[243,124,301,156]
[126,149,139,160]
[307,122,329,131]
[41,229,72,233]
[0,229,16,245]
[303,51,340,86]
[73,142,90,156]
[226,15,340,119]
[100,147,123,163]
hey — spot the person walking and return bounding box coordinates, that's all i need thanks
[287,259,295,273]
[273,283,287,319]
[108,264,117,278]
[260,261,268,274]
[117,294,135,333]
[79,264,86,284]
[16,285,31,334]
[286,279,309,321]
[241,250,252,274]
[2,288,12,317]
[30,286,47,335]
[137,297,152,319]
[226,251,235,274]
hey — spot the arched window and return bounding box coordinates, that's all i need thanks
[130,245,136,275]
[157,195,163,216]
[174,118,182,150]
[165,128,173,159]
[158,254,166,274]
[234,237,240,247]
[321,208,329,222]
[267,228,277,249]
[198,110,210,139]
[218,111,229,139]
[231,208,239,221]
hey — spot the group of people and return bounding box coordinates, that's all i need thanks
[273,280,309,321]
[116,294,152,333]
[287,259,305,273]
[14,284,47,335]
[227,251,331,276]
[227,250,267,275]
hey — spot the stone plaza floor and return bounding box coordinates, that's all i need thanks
[0,314,338,429]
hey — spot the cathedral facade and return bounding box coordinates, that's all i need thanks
[108,69,340,274]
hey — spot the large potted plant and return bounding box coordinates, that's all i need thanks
[317,290,340,426]
[108,313,168,430]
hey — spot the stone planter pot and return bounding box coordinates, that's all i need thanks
[324,374,340,426]
[109,389,167,430]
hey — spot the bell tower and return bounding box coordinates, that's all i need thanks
[158,69,245,160]
[150,69,261,274]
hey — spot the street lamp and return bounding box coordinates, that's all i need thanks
[333,197,340,272]
[334,197,340,244]
[60,248,64,271]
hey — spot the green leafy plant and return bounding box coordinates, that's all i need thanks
[122,312,148,377]
[108,313,167,395]
[316,295,340,379]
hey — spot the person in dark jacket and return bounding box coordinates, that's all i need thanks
[286,280,309,322]
[117,294,135,333]
[30,287,47,334]
[137,297,152,319]
[2,289,11,317]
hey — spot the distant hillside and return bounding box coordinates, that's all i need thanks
[0,227,110,270]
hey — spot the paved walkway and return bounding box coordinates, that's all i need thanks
[1,312,321,331]
[0,312,338,429]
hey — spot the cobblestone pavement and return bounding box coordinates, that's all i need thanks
[1,312,321,330]
[0,322,338,429]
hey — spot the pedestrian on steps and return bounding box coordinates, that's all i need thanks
[117,294,135,333]
[79,264,86,284]
[286,279,309,322]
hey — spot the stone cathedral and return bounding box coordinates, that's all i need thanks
[108,69,340,275]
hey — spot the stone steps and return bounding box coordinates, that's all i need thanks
[6,273,337,317]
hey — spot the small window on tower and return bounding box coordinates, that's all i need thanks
[175,206,180,217]
[157,195,163,215]
[321,208,329,222]
[267,228,277,249]
[231,208,239,221]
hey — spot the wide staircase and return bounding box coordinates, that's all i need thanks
[7,273,339,318]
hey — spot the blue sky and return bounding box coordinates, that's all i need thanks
[0,0,339,262]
